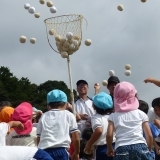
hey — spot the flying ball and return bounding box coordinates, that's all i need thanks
[102,80,108,86]
[85,39,92,46]
[24,3,30,10]
[61,52,68,58]
[109,70,115,76]
[117,4,124,11]
[30,38,36,44]
[46,1,53,7]
[49,29,54,35]
[28,7,35,14]
[125,70,131,76]
[34,13,40,18]
[50,6,57,13]
[66,32,73,40]
[19,36,27,43]
[125,64,131,70]
[39,0,45,4]
[141,0,147,2]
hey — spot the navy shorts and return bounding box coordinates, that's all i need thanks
[44,147,69,160]
[33,149,53,160]
[114,143,153,160]
[95,143,115,160]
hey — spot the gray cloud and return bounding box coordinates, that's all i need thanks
[1,0,160,106]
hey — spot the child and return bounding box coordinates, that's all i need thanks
[106,81,153,160]
[0,121,24,146]
[37,89,80,160]
[138,100,160,159]
[7,102,37,146]
[0,121,53,160]
[84,92,115,160]
[148,97,160,160]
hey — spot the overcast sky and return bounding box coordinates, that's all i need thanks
[1,0,160,106]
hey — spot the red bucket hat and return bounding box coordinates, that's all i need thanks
[12,102,33,135]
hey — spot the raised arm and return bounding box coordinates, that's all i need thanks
[144,77,160,87]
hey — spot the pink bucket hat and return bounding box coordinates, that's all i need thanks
[114,81,139,112]
[12,102,33,135]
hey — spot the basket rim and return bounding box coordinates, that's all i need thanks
[44,14,83,24]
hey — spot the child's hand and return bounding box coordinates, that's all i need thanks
[154,119,160,128]
[106,148,114,157]
[84,142,93,155]
[71,152,79,160]
[16,122,24,130]
[144,78,153,83]
[155,145,160,155]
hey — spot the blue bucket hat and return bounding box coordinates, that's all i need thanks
[92,92,113,109]
[47,89,67,103]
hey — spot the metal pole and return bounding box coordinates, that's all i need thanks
[67,56,75,115]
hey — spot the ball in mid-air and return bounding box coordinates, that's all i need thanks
[85,39,92,46]
[30,38,36,44]
[125,70,131,76]
[117,4,124,11]
[50,6,57,13]
[19,36,27,43]
[28,7,35,14]
[24,3,30,10]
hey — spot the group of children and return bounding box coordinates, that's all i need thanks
[0,78,160,160]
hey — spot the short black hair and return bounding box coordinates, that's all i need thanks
[138,100,149,114]
[152,97,160,108]
[93,104,113,115]
[80,139,93,160]
[107,76,120,86]
[76,80,88,86]
[48,102,66,109]
[82,128,93,141]
[0,101,12,107]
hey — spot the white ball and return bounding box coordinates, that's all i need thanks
[85,39,92,46]
[72,40,79,46]
[125,64,131,70]
[141,0,147,2]
[50,6,57,13]
[109,70,115,76]
[69,44,75,51]
[49,29,54,35]
[34,13,40,18]
[102,80,108,86]
[24,3,30,10]
[39,0,45,4]
[19,36,27,43]
[46,1,53,7]
[125,70,131,76]
[30,38,36,44]
[28,7,35,14]
[66,32,73,40]
[55,35,61,41]
[61,52,68,58]
[117,4,124,11]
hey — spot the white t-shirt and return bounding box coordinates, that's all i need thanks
[7,127,37,147]
[0,123,9,146]
[108,109,148,150]
[75,98,95,134]
[75,98,95,117]
[148,107,160,142]
[0,146,38,160]
[91,113,116,146]
[37,109,78,149]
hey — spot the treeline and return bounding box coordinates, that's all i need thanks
[0,66,77,111]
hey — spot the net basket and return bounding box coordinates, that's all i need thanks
[44,14,84,55]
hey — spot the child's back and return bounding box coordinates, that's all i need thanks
[37,109,78,149]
